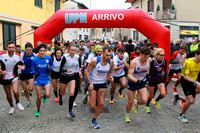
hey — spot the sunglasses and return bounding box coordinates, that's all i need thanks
[157,54,165,56]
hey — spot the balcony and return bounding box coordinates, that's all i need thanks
[156,9,176,20]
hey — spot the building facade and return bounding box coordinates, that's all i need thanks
[65,0,90,41]
[125,0,200,42]
[0,0,65,50]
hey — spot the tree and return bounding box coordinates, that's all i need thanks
[157,5,160,12]
[171,4,175,10]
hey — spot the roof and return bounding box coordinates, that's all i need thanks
[71,0,89,9]
[125,0,136,3]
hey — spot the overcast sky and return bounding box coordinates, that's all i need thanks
[74,0,131,9]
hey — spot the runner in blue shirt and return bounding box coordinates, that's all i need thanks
[32,44,53,117]
[19,43,36,107]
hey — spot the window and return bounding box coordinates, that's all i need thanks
[133,31,136,40]
[55,0,60,12]
[136,31,139,41]
[84,35,88,40]
[148,0,154,12]
[107,28,111,32]
[55,34,60,41]
[163,0,171,10]
[79,35,82,40]
[180,26,199,31]
[133,30,139,41]
[3,23,16,50]
[35,0,42,8]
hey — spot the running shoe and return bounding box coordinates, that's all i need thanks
[68,111,75,118]
[91,119,100,129]
[124,114,131,123]
[172,85,178,93]
[59,99,63,105]
[179,101,185,109]
[135,91,139,99]
[118,89,124,99]
[21,90,24,96]
[55,97,59,102]
[155,101,161,109]
[29,91,32,96]
[73,101,77,107]
[151,98,156,105]
[42,90,47,103]
[132,104,138,114]
[178,114,188,123]
[145,106,150,113]
[17,103,24,111]
[165,88,168,94]
[83,93,88,104]
[9,107,15,115]
[110,98,114,104]
[35,110,40,117]
[27,100,31,107]
[173,93,179,105]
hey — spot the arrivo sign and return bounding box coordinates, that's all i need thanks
[65,13,124,24]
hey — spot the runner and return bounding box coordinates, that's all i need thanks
[83,45,103,95]
[165,45,187,94]
[125,47,151,123]
[130,47,141,61]
[175,49,200,123]
[51,48,63,102]
[110,47,128,104]
[145,48,167,113]
[84,46,113,129]
[19,43,36,107]
[79,48,87,86]
[73,48,82,107]
[0,41,25,115]
[87,45,102,64]
[59,44,79,117]
[32,44,53,117]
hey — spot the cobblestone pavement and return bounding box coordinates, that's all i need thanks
[1,80,200,133]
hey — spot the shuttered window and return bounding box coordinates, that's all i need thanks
[2,23,16,50]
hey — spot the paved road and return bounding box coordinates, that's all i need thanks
[0,80,200,133]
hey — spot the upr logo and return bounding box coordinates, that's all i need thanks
[65,13,87,24]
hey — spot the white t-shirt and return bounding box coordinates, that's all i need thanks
[113,55,127,77]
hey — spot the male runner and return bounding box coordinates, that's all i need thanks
[110,47,128,103]
[165,45,187,94]
[84,46,113,129]
[125,47,151,123]
[0,41,25,114]
[20,43,36,107]
[32,44,53,117]
[176,49,200,123]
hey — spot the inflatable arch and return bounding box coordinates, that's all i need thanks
[34,9,170,61]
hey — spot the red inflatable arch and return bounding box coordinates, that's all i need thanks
[34,9,170,61]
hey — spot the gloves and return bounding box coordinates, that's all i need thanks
[137,80,145,85]
[47,68,51,73]
[159,73,167,78]
[34,72,40,77]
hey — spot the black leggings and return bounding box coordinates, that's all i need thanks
[69,73,80,112]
